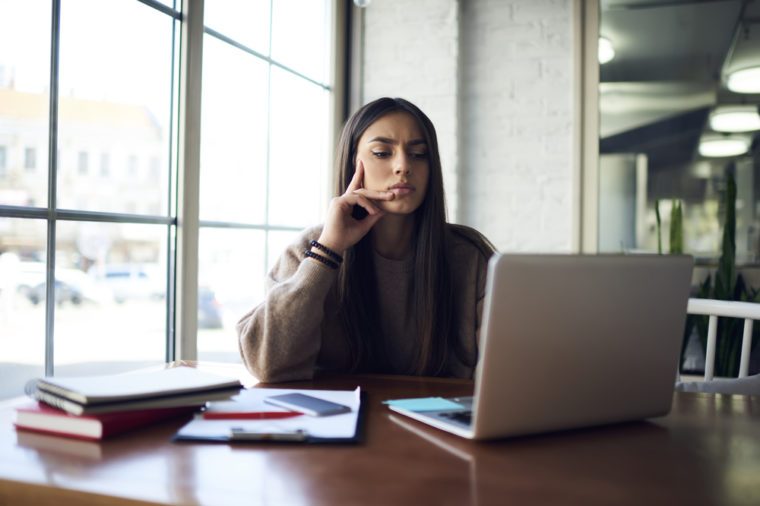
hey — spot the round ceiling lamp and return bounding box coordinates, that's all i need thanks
[698,136,751,158]
[709,106,760,133]
[726,66,760,94]
[598,37,615,65]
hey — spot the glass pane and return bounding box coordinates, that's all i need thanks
[267,229,300,272]
[200,35,268,223]
[204,0,270,56]
[0,0,51,207]
[0,218,46,400]
[268,68,329,227]
[198,227,265,363]
[54,221,168,375]
[271,0,330,83]
[57,0,173,216]
[597,2,760,262]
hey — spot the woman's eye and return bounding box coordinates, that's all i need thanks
[371,151,390,158]
[411,152,428,160]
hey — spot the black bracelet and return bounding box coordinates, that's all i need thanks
[305,250,339,269]
[310,240,343,263]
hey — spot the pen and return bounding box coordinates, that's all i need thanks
[202,411,303,420]
[229,427,308,441]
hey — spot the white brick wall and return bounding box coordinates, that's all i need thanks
[361,0,576,252]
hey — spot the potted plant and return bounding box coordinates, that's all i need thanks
[682,169,760,377]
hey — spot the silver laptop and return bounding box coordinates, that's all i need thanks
[388,254,694,440]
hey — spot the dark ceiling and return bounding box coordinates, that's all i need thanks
[599,0,760,175]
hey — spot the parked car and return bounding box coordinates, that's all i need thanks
[89,264,165,303]
[27,279,83,306]
[15,262,46,302]
[17,264,109,306]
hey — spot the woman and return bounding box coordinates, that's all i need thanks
[237,97,495,382]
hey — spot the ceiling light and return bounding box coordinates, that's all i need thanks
[698,136,751,158]
[709,106,760,132]
[598,37,615,65]
[726,66,760,94]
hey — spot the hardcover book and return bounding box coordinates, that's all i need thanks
[14,403,198,441]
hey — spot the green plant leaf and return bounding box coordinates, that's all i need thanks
[669,199,683,254]
[655,200,662,255]
[714,169,736,301]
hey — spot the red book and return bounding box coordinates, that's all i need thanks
[14,403,198,441]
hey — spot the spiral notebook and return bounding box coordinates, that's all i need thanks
[26,366,243,415]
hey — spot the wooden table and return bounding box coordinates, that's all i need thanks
[1,363,760,506]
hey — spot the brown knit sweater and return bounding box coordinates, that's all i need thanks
[237,224,493,382]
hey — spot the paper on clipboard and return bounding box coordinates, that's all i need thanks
[173,387,361,442]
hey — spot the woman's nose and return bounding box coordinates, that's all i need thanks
[393,154,412,176]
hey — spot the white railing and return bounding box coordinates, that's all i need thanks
[686,298,760,381]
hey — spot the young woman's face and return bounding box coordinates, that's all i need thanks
[354,111,430,215]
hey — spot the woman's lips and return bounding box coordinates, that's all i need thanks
[389,184,415,196]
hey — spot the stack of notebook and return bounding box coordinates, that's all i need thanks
[15,366,242,440]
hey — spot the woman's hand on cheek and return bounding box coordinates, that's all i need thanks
[317,160,393,254]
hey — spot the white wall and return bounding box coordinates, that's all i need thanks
[361,0,577,252]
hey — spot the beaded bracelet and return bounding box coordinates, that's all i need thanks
[309,240,343,263]
[304,250,339,269]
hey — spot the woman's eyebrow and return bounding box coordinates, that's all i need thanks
[367,136,427,146]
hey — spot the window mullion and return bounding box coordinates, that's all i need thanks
[44,0,62,377]
[263,0,274,283]
[175,0,205,361]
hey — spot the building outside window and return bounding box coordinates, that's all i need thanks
[24,147,36,171]
[77,150,88,175]
[99,152,109,177]
[127,154,138,177]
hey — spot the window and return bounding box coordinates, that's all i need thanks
[99,152,109,177]
[24,147,36,171]
[197,0,334,362]
[0,0,340,399]
[127,154,138,177]
[77,151,88,175]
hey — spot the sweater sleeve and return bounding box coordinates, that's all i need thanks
[236,229,338,383]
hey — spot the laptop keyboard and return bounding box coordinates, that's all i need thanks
[439,411,472,425]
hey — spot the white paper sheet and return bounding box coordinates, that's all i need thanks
[175,387,361,441]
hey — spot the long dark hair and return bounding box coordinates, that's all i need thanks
[334,97,457,376]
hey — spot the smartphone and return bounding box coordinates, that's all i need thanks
[264,393,352,417]
[351,204,368,221]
